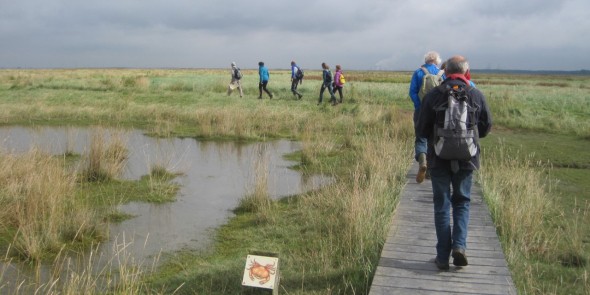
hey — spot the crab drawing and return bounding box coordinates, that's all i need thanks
[247,259,276,285]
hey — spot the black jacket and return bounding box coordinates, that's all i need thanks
[416,78,492,170]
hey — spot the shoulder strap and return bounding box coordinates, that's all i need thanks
[421,67,429,75]
[436,70,444,77]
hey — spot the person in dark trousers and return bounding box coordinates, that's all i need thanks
[258,61,273,99]
[409,51,443,183]
[290,61,303,99]
[416,55,492,271]
[333,64,344,103]
[318,62,336,106]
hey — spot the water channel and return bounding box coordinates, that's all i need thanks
[0,126,329,289]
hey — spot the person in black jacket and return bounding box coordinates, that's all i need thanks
[318,62,337,106]
[416,55,492,271]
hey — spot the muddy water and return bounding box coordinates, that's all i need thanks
[0,126,328,261]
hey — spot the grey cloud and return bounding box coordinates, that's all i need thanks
[473,0,566,17]
[1,0,588,70]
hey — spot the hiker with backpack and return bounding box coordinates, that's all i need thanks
[258,61,273,99]
[227,62,243,98]
[333,65,345,103]
[318,62,337,106]
[409,51,444,183]
[290,61,304,99]
[416,55,492,271]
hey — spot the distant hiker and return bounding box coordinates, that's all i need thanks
[258,61,273,99]
[291,61,304,99]
[409,51,443,183]
[333,64,345,103]
[416,55,492,271]
[227,62,243,97]
[318,62,337,106]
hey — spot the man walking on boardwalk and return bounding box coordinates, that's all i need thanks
[409,51,443,183]
[416,55,492,270]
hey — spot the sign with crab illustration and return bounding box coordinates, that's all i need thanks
[242,254,279,290]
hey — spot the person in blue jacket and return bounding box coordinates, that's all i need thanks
[408,51,442,183]
[258,61,273,99]
[290,61,303,99]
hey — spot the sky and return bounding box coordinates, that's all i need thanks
[1,0,589,71]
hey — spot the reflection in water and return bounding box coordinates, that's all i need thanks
[0,126,329,290]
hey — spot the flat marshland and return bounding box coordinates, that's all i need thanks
[0,68,588,294]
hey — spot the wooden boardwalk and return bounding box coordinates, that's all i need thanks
[369,162,517,295]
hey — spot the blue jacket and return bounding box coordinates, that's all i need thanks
[259,65,270,82]
[408,63,441,110]
[291,64,299,79]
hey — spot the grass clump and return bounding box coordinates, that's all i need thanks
[0,149,100,261]
[80,128,128,182]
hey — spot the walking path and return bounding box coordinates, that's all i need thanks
[369,162,517,295]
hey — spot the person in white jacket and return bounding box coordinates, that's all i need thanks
[227,62,243,98]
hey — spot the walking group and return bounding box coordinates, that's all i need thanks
[227,60,346,105]
[409,51,492,271]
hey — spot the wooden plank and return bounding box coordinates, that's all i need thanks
[369,162,517,295]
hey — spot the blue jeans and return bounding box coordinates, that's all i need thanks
[430,167,472,262]
[413,109,427,161]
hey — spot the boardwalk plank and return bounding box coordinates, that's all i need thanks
[369,162,517,295]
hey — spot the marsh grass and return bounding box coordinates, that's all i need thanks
[1,69,589,294]
[80,128,128,182]
[236,145,275,224]
[0,149,99,261]
[0,238,163,295]
[480,143,590,294]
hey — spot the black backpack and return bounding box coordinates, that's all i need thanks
[295,67,304,79]
[234,68,243,80]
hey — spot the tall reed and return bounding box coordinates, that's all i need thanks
[292,123,411,292]
[80,128,128,182]
[478,145,586,293]
[0,238,162,294]
[238,144,274,223]
[0,149,98,261]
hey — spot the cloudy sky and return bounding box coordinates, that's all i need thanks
[1,0,589,71]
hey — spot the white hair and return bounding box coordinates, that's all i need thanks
[424,51,441,65]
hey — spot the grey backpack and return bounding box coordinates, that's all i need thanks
[433,84,479,161]
[418,67,444,100]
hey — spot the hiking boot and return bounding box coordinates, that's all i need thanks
[425,169,431,180]
[416,153,427,183]
[434,257,449,271]
[298,94,303,99]
[452,248,468,266]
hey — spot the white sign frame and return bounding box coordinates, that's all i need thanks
[242,254,279,290]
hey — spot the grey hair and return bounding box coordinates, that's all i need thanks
[445,56,470,74]
[424,51,441,65]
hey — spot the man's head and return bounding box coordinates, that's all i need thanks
[258,61,264,67]
[444,55,469,75]
[231,62,236,67]
[424,51,441,65]
[291,61,295,66]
